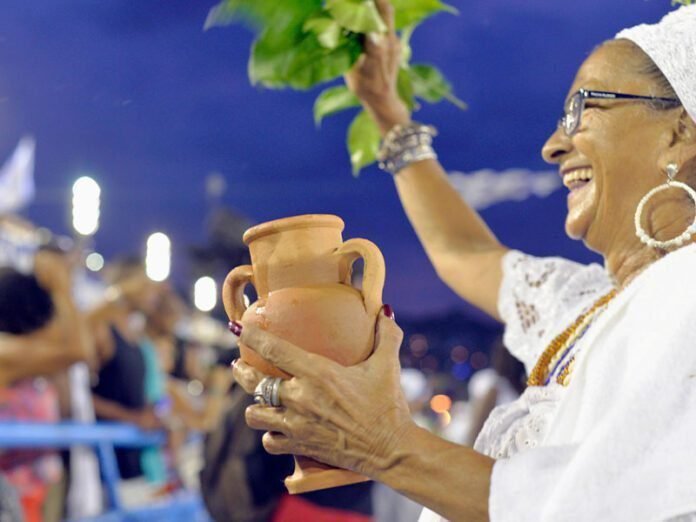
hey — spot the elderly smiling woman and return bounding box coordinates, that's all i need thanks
[231,4,696,521]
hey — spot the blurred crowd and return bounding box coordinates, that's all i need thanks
[0,213,236,522]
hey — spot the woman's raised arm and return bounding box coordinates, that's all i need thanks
[346,0,507,319]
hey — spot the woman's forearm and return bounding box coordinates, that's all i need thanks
[394,160,507,318]
[376,424,494,522]
[395,160,501,255]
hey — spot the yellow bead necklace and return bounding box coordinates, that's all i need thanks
[527,289,618,387]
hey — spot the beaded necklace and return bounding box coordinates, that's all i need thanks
[527,289,618,387]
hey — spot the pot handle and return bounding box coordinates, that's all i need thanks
[222,265,255,321]
[336,238,385,318]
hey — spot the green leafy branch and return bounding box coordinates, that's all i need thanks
[206,0,465,175]
[672,0,694,5]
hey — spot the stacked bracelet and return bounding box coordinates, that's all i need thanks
[377,122,438,175]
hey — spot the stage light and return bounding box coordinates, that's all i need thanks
[194,276,217,312]
[145,232,171,281]
[430,394,452,414]
[85,252,104,272]
[72,176,100,236]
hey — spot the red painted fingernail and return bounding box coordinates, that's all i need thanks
[382,304,395,320]
[228,321,243,337]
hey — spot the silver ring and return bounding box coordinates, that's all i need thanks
[270,377,282,408]
[254,377,272,405]
[254,377,283,407]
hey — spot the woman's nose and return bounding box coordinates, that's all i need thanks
[541,126,572,165]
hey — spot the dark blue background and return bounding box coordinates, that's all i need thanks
[0,1,672,318]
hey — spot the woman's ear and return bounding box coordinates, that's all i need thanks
[659,109,696,172]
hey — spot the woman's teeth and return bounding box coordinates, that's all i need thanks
[563,168,593,190]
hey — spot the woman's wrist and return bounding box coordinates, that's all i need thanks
[366,97,411,135]
[374,423,494,521]
[370,420,423,482]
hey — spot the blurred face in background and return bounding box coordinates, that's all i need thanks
[146,285,186,337]
[104,260,162,316]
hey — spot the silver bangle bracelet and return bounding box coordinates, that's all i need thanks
[377,122,438,175]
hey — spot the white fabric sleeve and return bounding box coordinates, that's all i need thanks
[489,247,696,522]
[497,250,612,373]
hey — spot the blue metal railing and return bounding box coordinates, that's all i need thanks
[0,421,210,522]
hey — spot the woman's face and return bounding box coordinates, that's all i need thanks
[542,41,679,255]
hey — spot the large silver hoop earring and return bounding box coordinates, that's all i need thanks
[634,163,696,249]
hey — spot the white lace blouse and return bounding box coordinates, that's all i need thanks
[474,250,613,459]
[419,247,696,522]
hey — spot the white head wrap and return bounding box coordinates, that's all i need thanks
[615,5,696,123]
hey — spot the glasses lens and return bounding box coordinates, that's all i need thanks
[563,93,582,135]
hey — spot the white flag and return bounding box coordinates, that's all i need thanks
[0,136,36,215]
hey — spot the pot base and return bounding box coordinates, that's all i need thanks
[284,456,370,494]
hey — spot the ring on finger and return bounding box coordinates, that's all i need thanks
[254,377,272,406]
[254,377,283,407]
[270,377,282,408]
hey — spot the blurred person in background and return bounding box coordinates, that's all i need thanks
[89,257,166,488]
[460,339,526,446]
[0,251,92,522]
[37,239,104,520]
[143,288,234,490]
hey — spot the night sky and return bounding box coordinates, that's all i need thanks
[0,1,673,318]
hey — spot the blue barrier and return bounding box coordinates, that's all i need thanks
[0,421,211,522]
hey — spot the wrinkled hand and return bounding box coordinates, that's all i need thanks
[344,0,410,133]
[34,250,72,296]
[232,310,416,478]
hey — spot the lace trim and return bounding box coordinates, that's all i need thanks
[498,251,613,372]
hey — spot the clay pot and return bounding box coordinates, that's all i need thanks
[222,214,386,494]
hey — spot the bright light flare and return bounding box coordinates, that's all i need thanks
[439,411,452,428]
[85,252,104,272]
[430,394,452,414]
[145,232,171,281]
[72,176,101,236]
[194,276,217,312]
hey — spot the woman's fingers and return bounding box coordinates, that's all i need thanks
[245,404,289,434]
[374,0,395,34]
[371,310,404,364]
[239,322,338,379]
[252,411,338,460]
[262,431,294,455]
[231,359,265,394]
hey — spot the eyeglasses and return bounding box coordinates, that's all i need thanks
[558,88,680,137]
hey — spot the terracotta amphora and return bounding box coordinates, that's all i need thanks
[222,214,386,494]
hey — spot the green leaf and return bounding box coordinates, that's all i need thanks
[390,0,458,30]
[326,0,387,33]
[399,24,416,66]
[314,85,361,125]
[205,0,321,31]
[409,63,467,109]
[396,67,415,110]
[348,110,381,175]
[304,14,343,49]
[250,31,362,89]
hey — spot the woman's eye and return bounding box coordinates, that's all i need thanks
[584,103,602,110]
